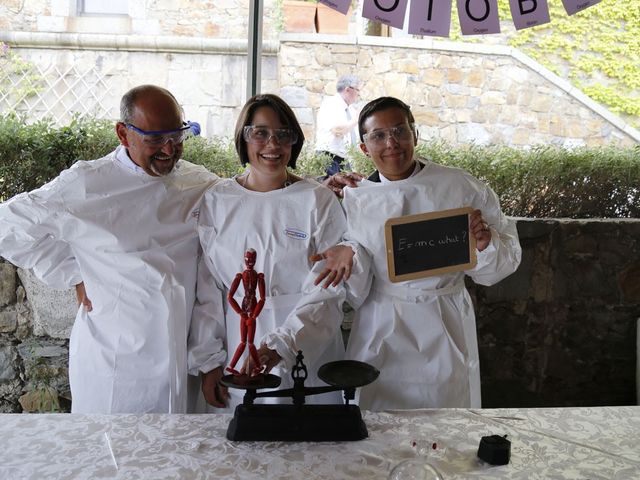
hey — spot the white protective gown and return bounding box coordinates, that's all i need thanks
[343,160,521,411]
[0,146,226,413]
[198,176,347,412]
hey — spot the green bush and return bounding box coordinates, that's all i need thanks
[181,135,242,178]
[416,142,640,218]
[295,147,333,178]
[0,115,118,201]
[1,115,638,218]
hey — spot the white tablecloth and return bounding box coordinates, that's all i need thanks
[1,407,639,479]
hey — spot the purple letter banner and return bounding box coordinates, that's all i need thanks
[318,0,352,15]
[457,0,501,36]
[561,0,602,16]
[408,0,453,37]
[509,0,550,30]
[362,0,410,29]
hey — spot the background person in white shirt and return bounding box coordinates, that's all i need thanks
[315,74,362,177]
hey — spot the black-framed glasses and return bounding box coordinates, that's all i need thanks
[362,124,415,147]
[243,126,298,146]
[125,121,200,147]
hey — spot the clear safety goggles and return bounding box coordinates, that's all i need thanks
[362,124,415,148]
[243,126,298,146]
[126,121,200,147]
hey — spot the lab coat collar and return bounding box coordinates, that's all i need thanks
[369,160,423,184]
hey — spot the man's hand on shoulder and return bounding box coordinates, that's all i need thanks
[322,172,365,198]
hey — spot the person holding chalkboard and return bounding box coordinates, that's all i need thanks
[338,96,522,411]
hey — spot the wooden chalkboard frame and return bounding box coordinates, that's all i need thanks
[384,206,477,283]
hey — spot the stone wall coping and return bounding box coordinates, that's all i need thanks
[0,31,279,56]
[280,32,359,45]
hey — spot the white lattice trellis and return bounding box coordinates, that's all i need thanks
[0,56,116,125]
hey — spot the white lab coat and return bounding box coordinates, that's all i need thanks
[0,146,225,413]
[198,176,347,412]
[343,160,521,411]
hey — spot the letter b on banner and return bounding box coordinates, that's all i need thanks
[518,0,537,15]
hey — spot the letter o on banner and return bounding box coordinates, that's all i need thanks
[374,0,401,12]
[465,0,491,22]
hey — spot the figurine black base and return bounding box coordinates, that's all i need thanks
[226,403,369,441]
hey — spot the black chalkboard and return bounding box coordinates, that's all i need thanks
[384,207,477,282]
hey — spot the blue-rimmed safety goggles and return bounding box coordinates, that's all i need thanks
[126,121,201,147]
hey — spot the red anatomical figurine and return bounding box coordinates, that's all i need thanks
[226,248,266,376]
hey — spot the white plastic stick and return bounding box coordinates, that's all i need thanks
[104,431,119,470]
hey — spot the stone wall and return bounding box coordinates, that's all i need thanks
[0,263,73,413]
[472,219,640,408]
[0,0,281,39]
[279,36,640,148]
[2,31,638,145]
[1,219,638,412]
[2,2,639,135]
[2,36,279,137]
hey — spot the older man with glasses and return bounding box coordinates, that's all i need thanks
[0,84,227,414]
[315,74,363,178]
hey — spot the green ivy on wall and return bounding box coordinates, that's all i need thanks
[447,1,639,128]
[502,0,639,126]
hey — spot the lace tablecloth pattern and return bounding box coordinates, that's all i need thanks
[1,406,639,479]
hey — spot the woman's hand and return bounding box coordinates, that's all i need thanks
[322,172,365,198]
[257,345,282,374]
[201,366,229,408]
[240,345,281,375]
[310,244,355,288]
[238,344,282,376]
[469,209,492,252]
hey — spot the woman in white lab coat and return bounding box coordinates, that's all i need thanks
[198,94,348,411]
[342,97,522,410]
